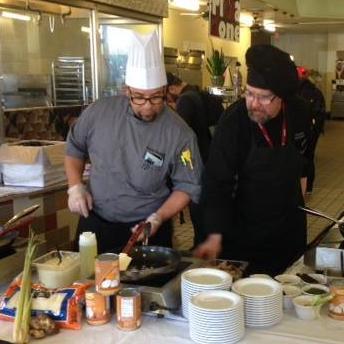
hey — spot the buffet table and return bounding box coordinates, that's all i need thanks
[0,308,343,344]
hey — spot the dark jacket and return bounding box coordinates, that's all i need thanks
[176,85,212,163]
[203,96,312,235]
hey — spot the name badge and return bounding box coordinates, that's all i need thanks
[143,148,164,168]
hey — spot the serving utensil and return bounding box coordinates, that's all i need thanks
[119,222,151,271]
[0,204,40,239]
[299,206,343,225]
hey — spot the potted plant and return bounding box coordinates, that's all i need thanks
[206,48,228,87]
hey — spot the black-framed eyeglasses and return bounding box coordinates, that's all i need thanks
[244,89,276,105]
[129,89,165,105]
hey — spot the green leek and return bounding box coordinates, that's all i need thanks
[13,229,38,344]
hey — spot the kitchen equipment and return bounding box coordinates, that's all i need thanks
[121,222,151,255]
[0,204,40,238]
[121,246,181,283]
[0,231,18,258]
[299,206,344,237]
[304,247,344,276]
[122,255,203,320]
[51,57,91,106]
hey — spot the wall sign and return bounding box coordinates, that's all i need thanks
[209,0,240,42]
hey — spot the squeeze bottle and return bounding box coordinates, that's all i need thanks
[79,231,98,279]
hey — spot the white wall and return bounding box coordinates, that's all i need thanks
[163,8,251,88]
[273,32,332,110]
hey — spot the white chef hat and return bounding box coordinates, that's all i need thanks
[125,31,167,90]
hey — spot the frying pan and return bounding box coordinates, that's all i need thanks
[120,245,181,282]
[0,204,40,255]
[0,204,40,239]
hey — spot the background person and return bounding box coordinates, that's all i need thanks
[65,31,202,253]
[297,66,326,193]
[194,44,312,275]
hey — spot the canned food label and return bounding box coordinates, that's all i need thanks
[121,299,134,318]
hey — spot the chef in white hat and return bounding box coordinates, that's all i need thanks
[65,31,202,253]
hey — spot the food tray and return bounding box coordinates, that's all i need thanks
[203,259,249,281]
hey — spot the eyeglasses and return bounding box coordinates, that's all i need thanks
[129,89,165,105]
[244,89,276,105]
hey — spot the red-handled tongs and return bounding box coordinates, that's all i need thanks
[121,221,151,255]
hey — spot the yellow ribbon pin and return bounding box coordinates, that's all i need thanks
[181,149,193,170]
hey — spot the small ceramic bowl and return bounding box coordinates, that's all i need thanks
[283,285,302,310]
[293,295,321,320]
[302,273,328,285]
[302,284,330,296]
[275,274,301,285]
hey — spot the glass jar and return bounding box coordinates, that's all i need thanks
[329,280,344,320]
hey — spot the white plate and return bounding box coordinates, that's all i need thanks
[182,268,232,287]
[190,290,242,311]
[232,277,282,297]
[190,330,245,343]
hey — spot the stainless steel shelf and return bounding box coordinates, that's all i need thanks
[52,57,91,106]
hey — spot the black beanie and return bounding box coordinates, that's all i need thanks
[246,44,298,99]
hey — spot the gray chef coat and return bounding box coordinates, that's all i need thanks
[66,95,202,223]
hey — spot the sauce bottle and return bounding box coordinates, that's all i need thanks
[79,231,98,279]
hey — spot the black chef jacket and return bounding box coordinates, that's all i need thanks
[202,96,312,275]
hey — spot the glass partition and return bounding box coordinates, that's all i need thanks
[0,5,91,109]
[97,15,159,98]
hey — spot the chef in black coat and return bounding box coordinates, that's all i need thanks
[194,45,312,275]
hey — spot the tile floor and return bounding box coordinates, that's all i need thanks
[173,120,344,250]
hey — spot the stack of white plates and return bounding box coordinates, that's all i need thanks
[189,290,245,344]
[181,268,232,319]
[232,277,283,327]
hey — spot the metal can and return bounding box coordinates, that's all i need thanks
[95,253,120,296]
[329,280,344,320]
[116,288,141,331]
[85,287,111,325]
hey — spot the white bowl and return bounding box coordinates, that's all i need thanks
[302,284,330,296]
[293,295,321,320]
[282,285,302,310]
[274,274,301,285]
[302,273,328,285]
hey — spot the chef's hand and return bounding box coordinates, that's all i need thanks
[132,212,163,241]
[193,234,222,259]
[67,183,93,218]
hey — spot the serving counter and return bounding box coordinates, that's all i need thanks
[0,307,343,344]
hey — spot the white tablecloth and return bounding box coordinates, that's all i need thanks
[1,307,344,344]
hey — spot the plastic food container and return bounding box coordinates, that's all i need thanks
[293,295,321,320]
[33,250,80,289]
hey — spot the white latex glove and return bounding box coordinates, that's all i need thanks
[131,212,163,241]
[67,183,93,218]
[146,212,163,236]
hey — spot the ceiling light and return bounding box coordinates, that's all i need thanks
[1,11,31,21]
[264,23,276,32]
[169,0,200,12]
[239,13,254,27]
